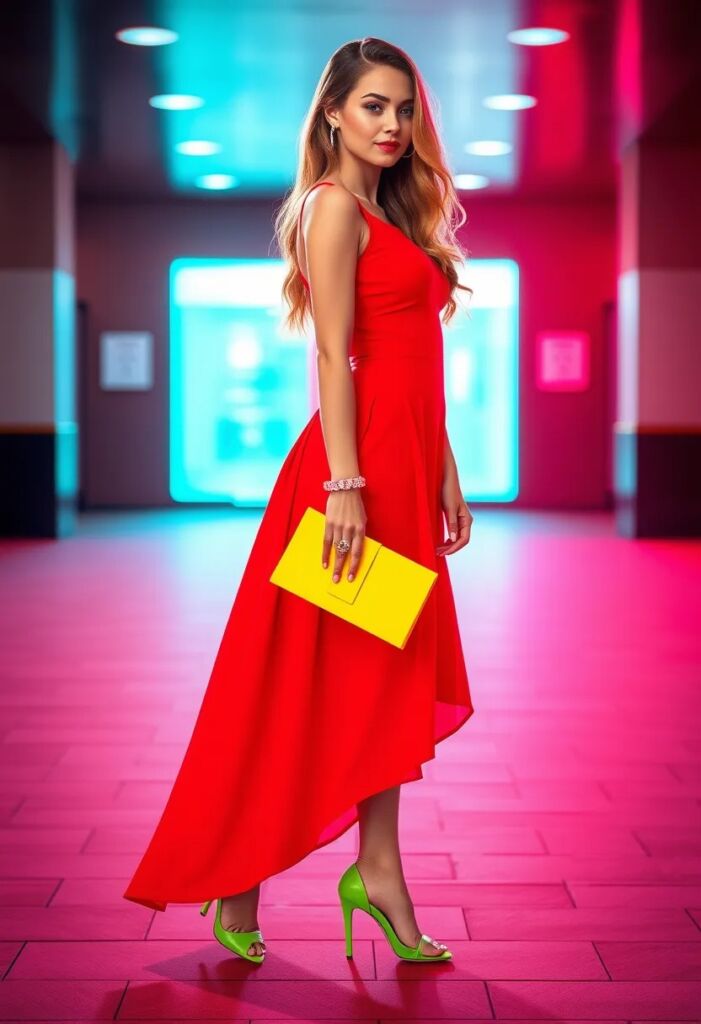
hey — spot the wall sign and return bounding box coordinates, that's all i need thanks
[100,331,154,390]
[536,330,590,391]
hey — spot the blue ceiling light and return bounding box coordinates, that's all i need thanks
[195,173,238,190]
[454,174,490,190]
[507,27,570,46]
[115,26,179,46]
[149,94,205,110]
[464,141,513,156]
[483,94,537,111]
[175,140,223,156]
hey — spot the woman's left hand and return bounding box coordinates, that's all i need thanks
[436,458,473,557]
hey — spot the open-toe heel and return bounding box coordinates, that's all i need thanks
[337,862,452,962]
[200,898,266,963]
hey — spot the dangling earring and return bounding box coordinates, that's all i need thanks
[329,124,337,147]
[402,143,415,159]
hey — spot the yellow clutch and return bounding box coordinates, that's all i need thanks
[269,506,438,649]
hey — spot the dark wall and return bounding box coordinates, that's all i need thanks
[76,193,616,509]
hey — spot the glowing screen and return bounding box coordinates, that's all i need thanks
[444,259,519,501]
[170,257,519,505]
[170,258,312,505]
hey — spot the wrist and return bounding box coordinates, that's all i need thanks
[323,473,366,492]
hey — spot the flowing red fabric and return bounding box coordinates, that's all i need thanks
[123,181,474,911]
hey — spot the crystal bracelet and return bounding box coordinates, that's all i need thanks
[322,474,366,492]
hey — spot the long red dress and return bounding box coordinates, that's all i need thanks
[123,181,474,912]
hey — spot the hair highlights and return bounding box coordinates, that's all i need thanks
[273,36,473,333]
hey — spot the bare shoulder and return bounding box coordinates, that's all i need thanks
[302,181,361,236]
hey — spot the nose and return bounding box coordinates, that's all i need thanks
[383,112,401,134]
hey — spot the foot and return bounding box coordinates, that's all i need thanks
[220,883,266,957]
[355,857,449,958]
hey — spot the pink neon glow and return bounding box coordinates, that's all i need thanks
[536,330,591,391]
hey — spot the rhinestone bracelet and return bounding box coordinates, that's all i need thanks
[322,474,366,492]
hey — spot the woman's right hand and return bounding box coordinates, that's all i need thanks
[322,489,367,583]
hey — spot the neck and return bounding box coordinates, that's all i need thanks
[330,161,382,207]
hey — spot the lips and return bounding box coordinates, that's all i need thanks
[376,142,400,152]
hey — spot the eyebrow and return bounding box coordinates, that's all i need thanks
[361,92,414,104]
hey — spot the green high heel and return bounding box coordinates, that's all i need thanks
[338,861,452,961]
[200,898,266,963]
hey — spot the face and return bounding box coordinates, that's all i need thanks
[330,65,414,164]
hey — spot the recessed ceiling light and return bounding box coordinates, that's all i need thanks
[507,27,570,46]
[175,141,223,156]
[116,26,178,46]
[483,94,537,111]
[464,141,512,157]
[149,94,205,111]
[454,174,490,191]
[195,174,238,190]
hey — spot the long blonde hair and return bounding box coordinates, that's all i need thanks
[273,36,473,334]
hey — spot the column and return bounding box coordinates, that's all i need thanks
[614,136,701,537]
[0,140,77,538]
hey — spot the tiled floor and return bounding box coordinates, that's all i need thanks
[1,507,700,1022]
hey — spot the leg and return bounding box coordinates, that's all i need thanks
[220,883,265,956]
[356,783,448,957]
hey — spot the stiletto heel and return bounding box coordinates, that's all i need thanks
[341,897,355,958]
[199,897,266,963]
[338,861,452,962]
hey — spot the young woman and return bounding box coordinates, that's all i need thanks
[124,36,475,964]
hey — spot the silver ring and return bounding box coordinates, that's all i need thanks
[336,538,350,554]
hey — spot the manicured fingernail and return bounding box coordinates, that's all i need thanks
[333,574,339,582]
[348,573,354,581]
[450,532,456,541]
[323,561,328,568]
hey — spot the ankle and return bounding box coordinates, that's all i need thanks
[357,853,403,876]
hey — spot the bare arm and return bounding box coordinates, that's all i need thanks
[438,430,474,556]
[302,184,362,478]
[302,184,366,581]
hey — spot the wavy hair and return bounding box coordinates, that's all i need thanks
[273,36,473,334]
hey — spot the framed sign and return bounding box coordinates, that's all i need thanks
[536,331,590,391]
[100,331,154,390]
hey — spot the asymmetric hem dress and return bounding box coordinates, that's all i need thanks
[123,181,474,912]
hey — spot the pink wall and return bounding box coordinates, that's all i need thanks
[76,194,616,509]
[465,195,617,507]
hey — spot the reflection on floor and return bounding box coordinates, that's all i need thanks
[1,508,700,1019]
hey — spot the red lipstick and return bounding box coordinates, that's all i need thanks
[376,142,400,153]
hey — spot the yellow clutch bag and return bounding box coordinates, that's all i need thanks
[269,506,438,649]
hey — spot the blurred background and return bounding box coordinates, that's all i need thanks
[1,0,698,536]
[1,2,700,1020]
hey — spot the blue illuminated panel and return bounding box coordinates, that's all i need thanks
[444,260,519,501]
[170,257,519,506]
[170,258,311,505]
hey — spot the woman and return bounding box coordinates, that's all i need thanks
[123,36,475,964]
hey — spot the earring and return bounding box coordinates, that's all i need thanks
[329,124,337,146]
[402,143,415,159]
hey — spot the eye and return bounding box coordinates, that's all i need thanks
[364,103,414,117]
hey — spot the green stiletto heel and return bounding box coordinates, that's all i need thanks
[338,861,452,962]
[200,897,266,963]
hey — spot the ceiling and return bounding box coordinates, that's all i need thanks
[0,0,699,201]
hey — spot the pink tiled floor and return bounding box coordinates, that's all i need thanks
[1,507,700,1022]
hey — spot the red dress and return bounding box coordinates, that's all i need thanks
[123,181,474,912]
